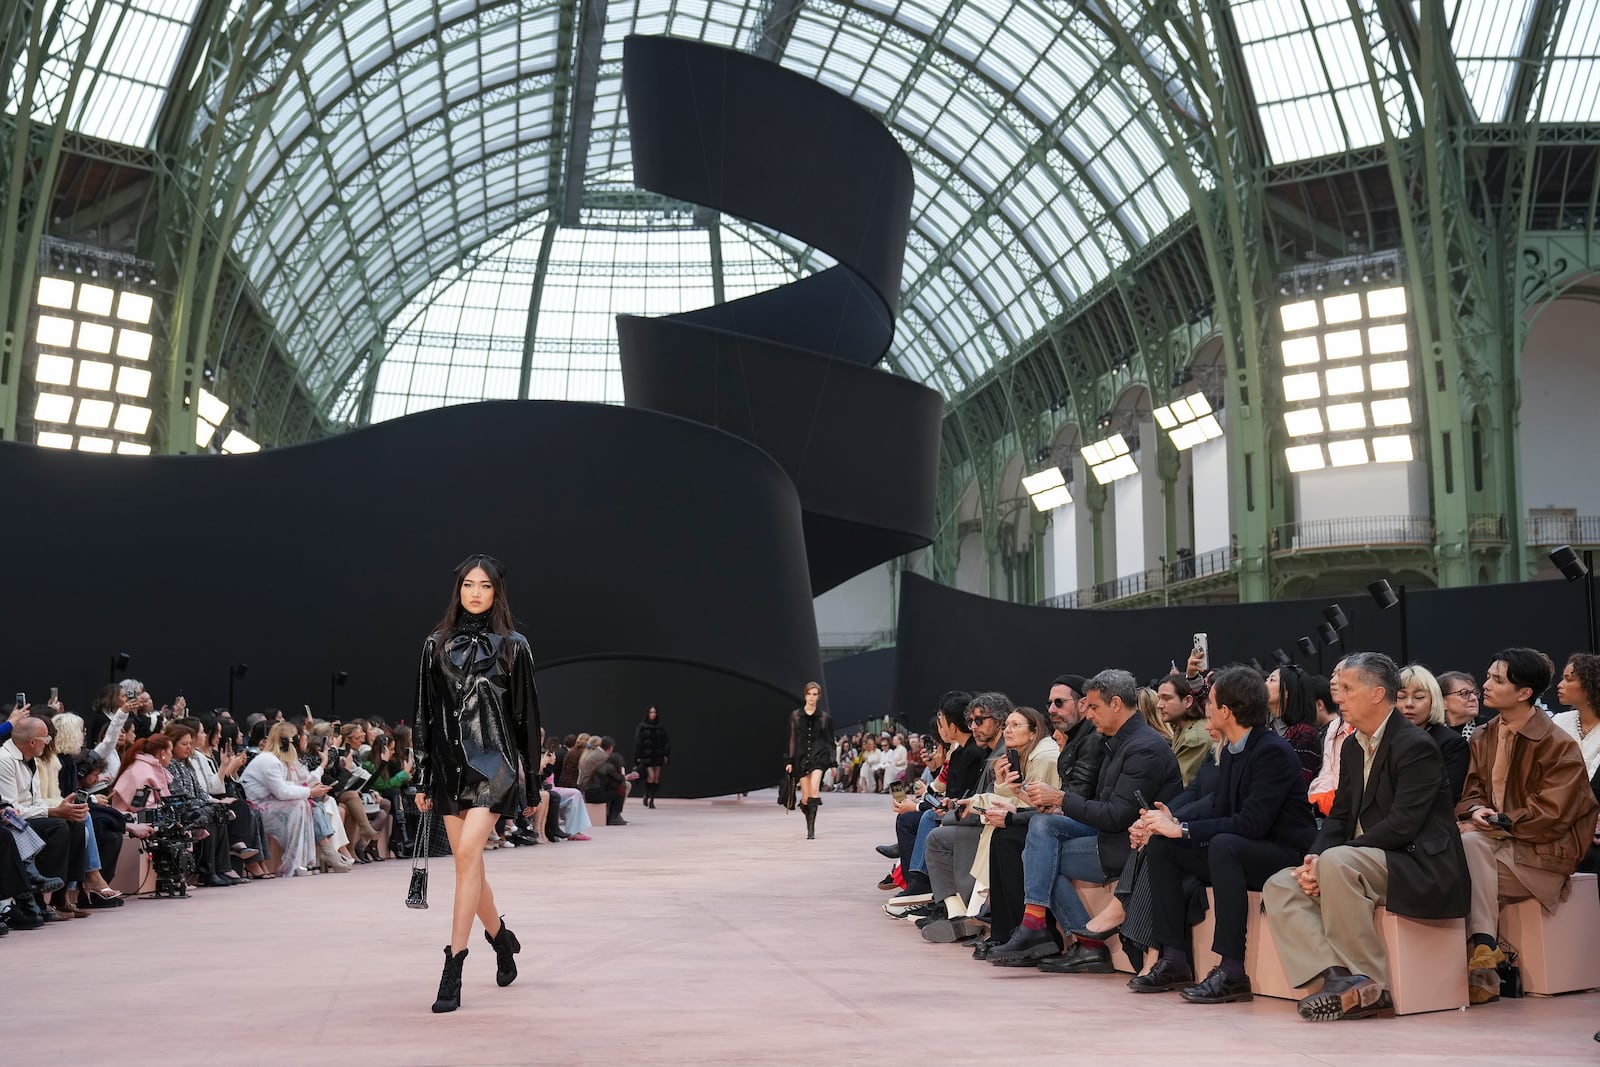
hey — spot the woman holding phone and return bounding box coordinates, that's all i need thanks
[413,553,541,1014]
[785,681,835,839]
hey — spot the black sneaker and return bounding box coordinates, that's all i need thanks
[913,903,950,928]
[877,871,899,891]
[901,901,942,922]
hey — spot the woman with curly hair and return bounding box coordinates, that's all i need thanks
[1555,653,1600,885]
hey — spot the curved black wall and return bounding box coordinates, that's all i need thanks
[893,572,1586,719]
[0,401,820,796]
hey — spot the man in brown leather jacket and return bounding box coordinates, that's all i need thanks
[1456,647,1599,1004]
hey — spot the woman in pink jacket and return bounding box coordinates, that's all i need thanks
[110,735,174,812]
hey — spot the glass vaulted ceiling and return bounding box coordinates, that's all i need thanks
[17,1,1600,412]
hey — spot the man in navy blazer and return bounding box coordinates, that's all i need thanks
[1263,651,1470,1022]
[1130,664,1317,1002]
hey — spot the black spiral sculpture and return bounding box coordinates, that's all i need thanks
[0,39,940,798]
[618,35,942,594]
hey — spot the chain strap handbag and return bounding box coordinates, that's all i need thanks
[405,810,433,909]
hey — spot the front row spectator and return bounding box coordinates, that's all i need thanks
[583,737,636,826]
[0,717,89,920]
[1130,665,1317,1003]
[240,722,330,876]
[1263,652,1469,1022]
[1456,648,1598,1003]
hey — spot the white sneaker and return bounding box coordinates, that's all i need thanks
[884,893,933,917]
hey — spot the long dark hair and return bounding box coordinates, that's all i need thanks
[430,553,517,643]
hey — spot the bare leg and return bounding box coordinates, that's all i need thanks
[801,769,823,802]
[442,808,499,953]
[646,767,661,785]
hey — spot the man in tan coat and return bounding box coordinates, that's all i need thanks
[1456,647,1599,1004]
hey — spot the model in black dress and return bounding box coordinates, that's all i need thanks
[785,681,835,839]
[633,707,670,808]
[414,553,541,1013]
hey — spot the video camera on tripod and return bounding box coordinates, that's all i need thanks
[132,791,212,898]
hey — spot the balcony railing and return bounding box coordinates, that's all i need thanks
[1039,545,1239,610]
[1271,515,1434,552]
[1525,515,1600,547]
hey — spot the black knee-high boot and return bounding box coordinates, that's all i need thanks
[432,946,468,1013]
[802,798,818,839]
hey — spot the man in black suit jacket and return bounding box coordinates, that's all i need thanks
[1264,652,1470,1021]
[1131,664,1317,1003]
[987,668,1182,973]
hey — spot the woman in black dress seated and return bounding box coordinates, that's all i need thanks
[414,553,542,1013]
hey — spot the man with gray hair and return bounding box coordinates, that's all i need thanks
[121,679,158,738]
[988,668,1182,972]
[0,715,89,917]
[1263,651,1469,1021]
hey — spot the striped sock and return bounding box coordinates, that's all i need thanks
[1021,904,1047,930]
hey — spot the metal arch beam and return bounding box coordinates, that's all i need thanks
[1506,0,1566,126]
[559,0,608,225]
[754,0,804,60]
[518,216,560,401]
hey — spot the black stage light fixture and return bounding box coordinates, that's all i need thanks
[1550,545,1597,654]
[228,663,249,715]
[108,650,131,682]
[1272,648,1293,667]
[1297,636,1318,658]
[330,670,349,717]
[1317,622,1341,646]
[1248,657,1265,673]
[1322,603,1348,630]
[1366,580,1399,610]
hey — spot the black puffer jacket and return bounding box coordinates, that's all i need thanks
[634,719,671,767]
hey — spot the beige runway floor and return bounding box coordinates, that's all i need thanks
[9,790,1599,1065]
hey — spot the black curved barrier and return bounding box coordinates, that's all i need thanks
[0,401,818,797]
[893,572,1585,722]
[619,35,940,594]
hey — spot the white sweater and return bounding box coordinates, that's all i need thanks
[239,754,311,802]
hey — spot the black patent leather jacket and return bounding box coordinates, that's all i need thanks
[413,619,542,808]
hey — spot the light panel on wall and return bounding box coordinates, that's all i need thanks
[1082,433,1138,484]
[1285,443,1326,472]
[221,430,261,455]
[1022,467,1073,512]
[28,260,159,455]
[1153,391,1223,451]
[1275,269,1419,478]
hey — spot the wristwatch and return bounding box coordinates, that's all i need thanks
[1180,822,1191,840]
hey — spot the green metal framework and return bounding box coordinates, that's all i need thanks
[0,0,1597,604]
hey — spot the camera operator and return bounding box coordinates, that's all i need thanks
[0,716,89,920]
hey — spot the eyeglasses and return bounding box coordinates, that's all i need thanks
[1445,689,1479,700]
[1050,697,1072,708]
[968,714,995,724]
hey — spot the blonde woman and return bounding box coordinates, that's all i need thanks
[1398,663,1470,802]
[239,722,328,876]
[45,713,123,907]
[1139,687,1175,742]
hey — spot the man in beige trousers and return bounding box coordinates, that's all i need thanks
[1263,652,1470,1021]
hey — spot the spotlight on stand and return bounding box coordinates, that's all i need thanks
[1323,603,1349,631]
[329,670,350,717]
[1367,579,1410,664]
[1248,657,1265,673]
[108,650,131,683]
[1317,621,1341,647]
[1272,648,1293,667]
[1550,545,1598,654]
[228,663,249,715]
[1297,636,1318,658]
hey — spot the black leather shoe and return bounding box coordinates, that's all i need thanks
[204,874,233,888]
[970,938,996,960]
[988,925,1060,966]
[875,844,900,859]
[1128,958,1195,993]
[913,903,949,928]
[922,916,987,944]
[1297,974,1393,1021]
[1039,942,1114,973]
[606,817,628,826]
[1180,965,1254,1003]
[0,917,8,935]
